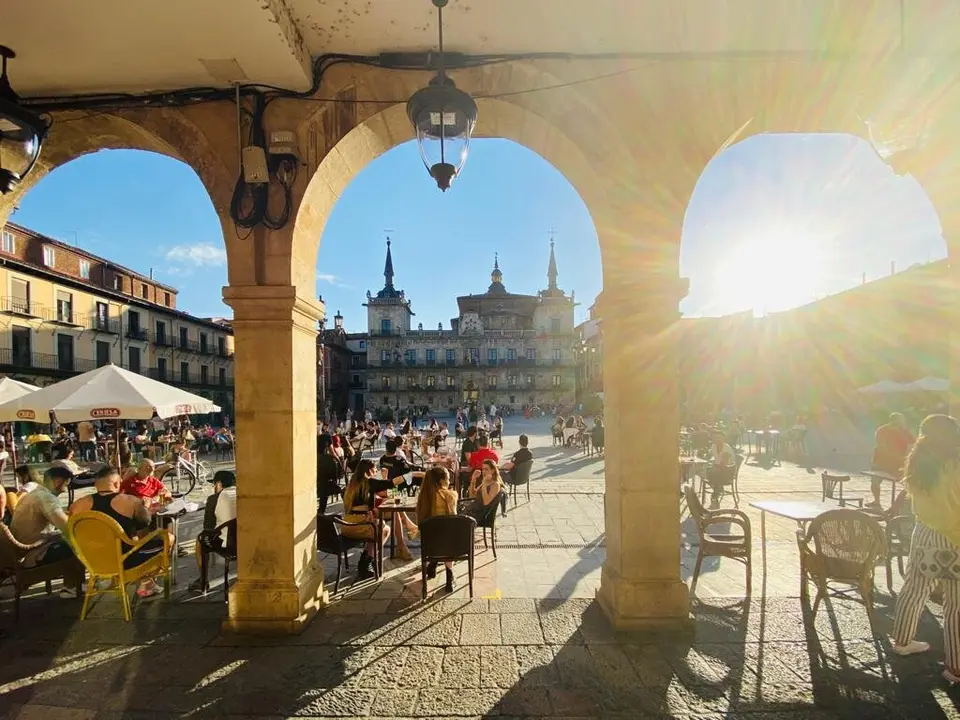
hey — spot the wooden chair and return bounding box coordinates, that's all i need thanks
[821,472,863,508]
[796,509,886,632]
[683,485,752,596]
[504,460,533,506]
[419,514,476,600]
[863,490,914,593]
[698,453,746,507]
[316,513,380,595]
[67,511,171,622]
[0,523,84,621]
[197,518,238,602]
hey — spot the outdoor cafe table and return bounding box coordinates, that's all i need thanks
[749,500,839,567]
[151,498,192,586]
[679,456,710,486]
[377,497,419,562]
[860,469,900,505]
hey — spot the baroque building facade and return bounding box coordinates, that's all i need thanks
[364,240,577,416]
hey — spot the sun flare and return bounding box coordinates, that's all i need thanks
[714,232,825,315]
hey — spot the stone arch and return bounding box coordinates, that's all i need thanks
[291,69,625,282]
[0,107,234,225]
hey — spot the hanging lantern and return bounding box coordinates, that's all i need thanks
[0,46,48,195]
[407,74,477,191]
[406,0,478,191]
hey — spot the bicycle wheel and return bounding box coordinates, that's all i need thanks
[158,463,197,498]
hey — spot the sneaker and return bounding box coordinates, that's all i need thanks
[891,640,930,656]
[59,586,81,599]
[944,668,960,684]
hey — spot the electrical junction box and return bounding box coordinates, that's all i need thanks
[242,146,269,184]
[269,130,298,160]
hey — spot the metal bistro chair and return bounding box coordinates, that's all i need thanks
[683,485,752,596]
[197,518,238,603]
[316,513,381,595]
[698,453,746,508]
[458,491,506,559]
[504,460,533,507]
[419,514,476,600]
[821,472,863,508]
[0,523,85,621]
[797,509,886,632]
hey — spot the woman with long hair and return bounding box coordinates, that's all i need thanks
[462,459,504,524]
[890,414,960,683]
[341,458,394,579]
[416,466,459,592]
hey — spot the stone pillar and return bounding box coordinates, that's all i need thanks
[596,262,691,630]
[221,284,325,633]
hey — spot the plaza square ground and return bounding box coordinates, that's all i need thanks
[1,418,958,718]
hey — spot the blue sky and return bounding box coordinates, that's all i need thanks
[11,133,944,331]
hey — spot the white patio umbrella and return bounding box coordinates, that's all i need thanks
[857,380,909,394]
[0,364,220,423]
[905,376,950,392]
[0,376,40,471]
[0,365,220,471]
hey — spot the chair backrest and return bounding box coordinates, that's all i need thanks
[682,485,708,532]
[216,518,238,554]
[806,509,885,580]
[67,511,128,576]
[420,514,477,559]
[821,472,850,500]
[316,513,343,554]
[0,521,31,571]
[509,460,533,486]
[474,491,506,528]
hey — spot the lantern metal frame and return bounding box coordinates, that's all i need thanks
[0,46,49,195]
[405,0,478,191]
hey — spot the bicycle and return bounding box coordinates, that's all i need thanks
[158,452,213,498]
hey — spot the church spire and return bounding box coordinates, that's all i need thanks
[383,238,395,291]
[491,253,502,284]
[547,237,558,291]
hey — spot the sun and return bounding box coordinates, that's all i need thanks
[713,231,825,315]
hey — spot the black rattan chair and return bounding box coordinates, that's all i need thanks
[419,514,476,600]
[504,460,533,506]
[197,518,237,603]
[458,491,506,559]
[316,513,380,595]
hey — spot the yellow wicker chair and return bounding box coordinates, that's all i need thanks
[66,511,171,621]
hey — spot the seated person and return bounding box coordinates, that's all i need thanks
[51,446,84,477]
[379,439,421,482]
[460,426,479,466]
[591,419,605,452]
[317,441,345,513]
[501,434,533,473]
[706,430,737,508]
[14,464,39,493]
[870,412,915,508]
[340,459,409,572]
[10,466,82,597]
[120,460,171,506]
[462,460,505,525]
[468,434,500,473]
[190,470,237,594]
[416,466,459,592]
[69,466,169,597]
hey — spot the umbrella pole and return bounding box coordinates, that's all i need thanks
[8,422,16,490]
[115,424,121,473]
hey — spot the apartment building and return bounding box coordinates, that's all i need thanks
[0,222,234,420]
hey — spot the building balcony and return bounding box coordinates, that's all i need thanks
[125,327,148,341]
[152,332,177,348]
[50,308,83,328]
[146,367,233,388]
[0,348,98,376]
[348,381,365,389]
[0,296,44,319]
[89,315,121,334]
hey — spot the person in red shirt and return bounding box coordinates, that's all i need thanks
[119,459,171,504]
[468,434,500,476]
[870,412,915,507]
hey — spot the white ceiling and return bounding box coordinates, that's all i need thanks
[1,0,952,97]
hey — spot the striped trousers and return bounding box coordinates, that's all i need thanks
[892,522,960,672]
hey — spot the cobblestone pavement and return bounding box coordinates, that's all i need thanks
[1,420,958,717]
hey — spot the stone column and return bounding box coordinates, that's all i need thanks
[221,284,325,633]
[596,259,691,630]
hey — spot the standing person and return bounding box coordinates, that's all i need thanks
[890,414,960,683]
[416,466,459,592]
[870,412,915,508]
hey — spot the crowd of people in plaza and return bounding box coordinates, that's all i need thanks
[317,410,534,593]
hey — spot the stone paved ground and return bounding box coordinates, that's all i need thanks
[1,419,958,718]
